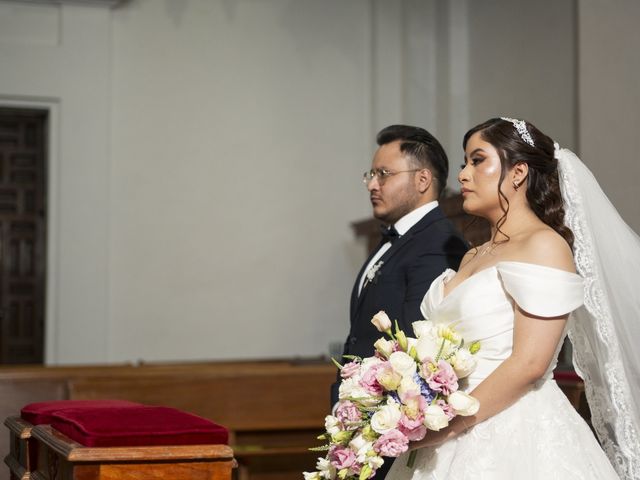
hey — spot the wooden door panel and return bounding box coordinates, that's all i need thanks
[0,108,47,364]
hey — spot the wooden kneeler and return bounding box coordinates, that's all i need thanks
[4,415,34,480]
[5,401,235,480]
[5,400,143,480]
[30,425,234,480]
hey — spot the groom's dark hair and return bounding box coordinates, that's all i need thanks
[376,124,449,199]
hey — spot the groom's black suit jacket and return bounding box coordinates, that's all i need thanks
[330,206,468,405]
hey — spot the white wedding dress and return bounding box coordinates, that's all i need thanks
[388,261,619,479]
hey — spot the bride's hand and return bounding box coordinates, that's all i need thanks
[410,417,471,450]
[409,428,454,449]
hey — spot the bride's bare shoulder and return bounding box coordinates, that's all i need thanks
[516,228,575,273]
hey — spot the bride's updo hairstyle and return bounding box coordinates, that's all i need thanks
[463,117,574,249]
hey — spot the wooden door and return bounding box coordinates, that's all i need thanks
[0,108,47,364]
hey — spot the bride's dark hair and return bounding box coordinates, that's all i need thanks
[463,117,574,249]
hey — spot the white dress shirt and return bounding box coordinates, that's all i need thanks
[357,201,439,295]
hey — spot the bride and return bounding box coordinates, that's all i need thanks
[388,117,639,479]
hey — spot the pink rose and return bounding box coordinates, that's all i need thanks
[335,400,362,427]
[373,429,410,457]
[398,413,427,441]
[400,393,427,419]
[436,399,456,420]
[399,413,423,430]
[329,445,356,469]
[340,361,361,379]
[359,363,385,396]
[425,360,459,395]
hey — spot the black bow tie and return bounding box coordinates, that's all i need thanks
[380,225,400,244]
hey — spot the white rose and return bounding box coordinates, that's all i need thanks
[349,434,374,463]
[415,335,439,362]
[389,351,417,378]
[324,415,341,435]
[397,376,420,398]
[303,472,321,480]
[349,433,368,452]
[374,338,395,358]
[423,404,449,431]
[338,377,360,399]
[448,391,480,416]
[370,402,402,434]
[412,320,433,338]
[451,348,478,379]
[371,311,392,332]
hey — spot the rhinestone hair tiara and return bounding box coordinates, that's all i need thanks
[500,117,535,147]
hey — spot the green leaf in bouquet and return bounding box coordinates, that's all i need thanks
[342,354,362,361]
[396,329,408,351]
[309,445,331,452]
[435,338,447,362]
[408,345,419,360]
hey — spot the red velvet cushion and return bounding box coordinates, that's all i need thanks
[21,400,142,425]
[50,406,228,447]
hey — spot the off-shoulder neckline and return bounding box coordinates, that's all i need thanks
[441,261,579,302]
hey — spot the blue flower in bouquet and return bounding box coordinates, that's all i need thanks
[414,372,435,403]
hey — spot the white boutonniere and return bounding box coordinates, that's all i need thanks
[365,260,384,286]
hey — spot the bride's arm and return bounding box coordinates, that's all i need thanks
[411,231,575,448]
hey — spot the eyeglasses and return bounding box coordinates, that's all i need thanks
[362,168,421,186]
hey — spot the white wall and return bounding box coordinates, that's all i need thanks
[108,0,374,362]
[466,0,577,150]
[0,0,637,364]
[578,0,640,233]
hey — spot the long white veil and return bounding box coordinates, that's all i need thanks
[557,146,640,478]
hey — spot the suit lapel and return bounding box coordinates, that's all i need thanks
[350,240,385,320]
[353,207,447,314]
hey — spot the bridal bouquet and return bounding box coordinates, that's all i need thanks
[304,312,480,480]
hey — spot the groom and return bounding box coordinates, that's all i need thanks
[331,125,467,477]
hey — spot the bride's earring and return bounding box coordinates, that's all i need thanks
[513,180,520,191]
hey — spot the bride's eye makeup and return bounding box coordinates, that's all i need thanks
[461,156,484,168]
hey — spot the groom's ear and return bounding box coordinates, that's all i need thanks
[416,168,433,194]
[512,162,529,185]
